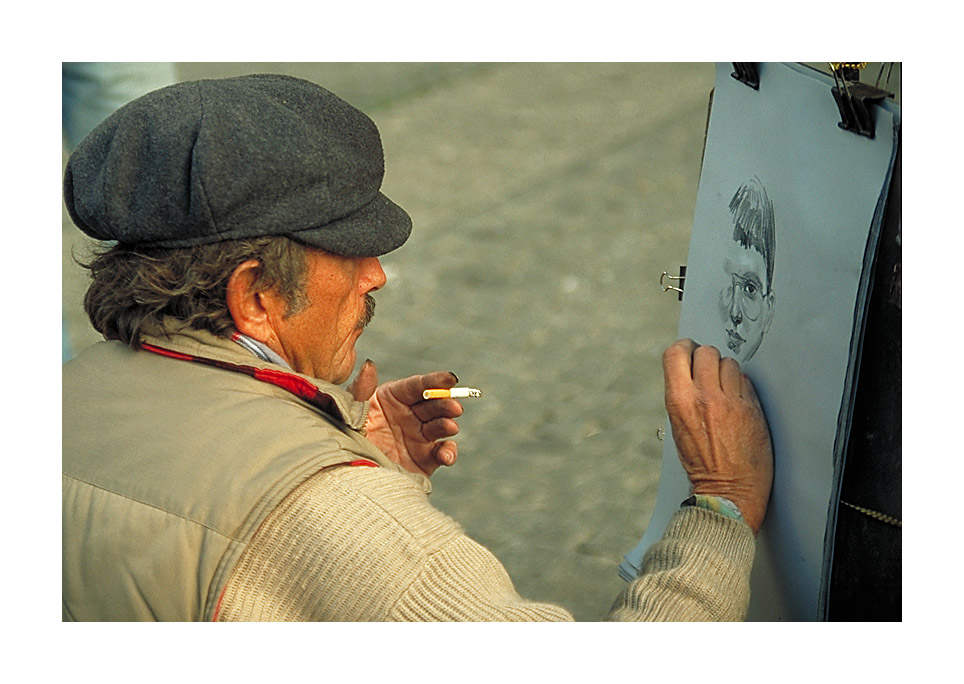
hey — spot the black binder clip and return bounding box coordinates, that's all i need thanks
[730,63,759,90]
[660,266,686,301]
[830,63,893,139]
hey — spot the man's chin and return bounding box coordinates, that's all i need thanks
[725,331,744,355]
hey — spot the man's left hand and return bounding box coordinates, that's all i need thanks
[349,359,464,477]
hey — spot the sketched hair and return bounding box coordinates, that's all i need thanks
[729,177,776,292]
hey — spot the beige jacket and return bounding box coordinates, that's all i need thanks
[62,324,755,621]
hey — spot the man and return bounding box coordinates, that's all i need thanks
[62,74,773,621]
[718,177,776,363]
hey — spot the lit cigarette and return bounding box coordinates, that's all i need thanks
[422,388,483,400]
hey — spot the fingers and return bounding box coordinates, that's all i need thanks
[384,370,460,405]
[413,374,462,469]
[662,339,697,382]
[719,357,743,398]
[367,370,468,476]
[692,345,722,391]
[663,338,697,403]
[664,339,743,397]
[410,371,465,421]
[420,370,460,391]
[412,396,464,422]
[421,416,461,443]
[433,440,459,467]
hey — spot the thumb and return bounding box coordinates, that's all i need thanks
[349,359,378,401]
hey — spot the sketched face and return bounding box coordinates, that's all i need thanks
[718,243,774,363]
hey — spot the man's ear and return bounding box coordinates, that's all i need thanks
[762,289,776,334]
[226,260,282,347]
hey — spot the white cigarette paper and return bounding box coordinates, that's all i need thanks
[422,388,482,400]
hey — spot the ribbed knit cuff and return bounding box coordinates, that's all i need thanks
[665,505,756,568]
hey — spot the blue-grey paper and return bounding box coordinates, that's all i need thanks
[620,63,899,621]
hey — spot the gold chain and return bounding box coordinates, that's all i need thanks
[840,500,901,527]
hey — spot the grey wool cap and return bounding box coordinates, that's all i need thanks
[63,74,412,257]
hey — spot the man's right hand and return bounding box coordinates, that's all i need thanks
[662,339,774,534]
[350,360,464,477]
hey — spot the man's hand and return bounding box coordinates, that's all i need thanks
[349,360,464,477]
[663,339,774,534]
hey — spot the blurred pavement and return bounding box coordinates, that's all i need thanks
[62,62,715,621]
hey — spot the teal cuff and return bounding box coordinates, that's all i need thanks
[681,494,744,522]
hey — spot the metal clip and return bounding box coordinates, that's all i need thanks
[829,62,893,138]
[730,63,759,90]
[660,266,686,301]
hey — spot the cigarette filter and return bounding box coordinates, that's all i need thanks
[422,388,482,400]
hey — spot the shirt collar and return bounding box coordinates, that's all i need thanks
[230,331,291,369]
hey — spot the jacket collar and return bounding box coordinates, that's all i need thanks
[138,320,369,431]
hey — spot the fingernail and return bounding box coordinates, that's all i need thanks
[448,371,459,384]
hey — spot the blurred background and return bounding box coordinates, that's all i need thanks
[62,62,714,620]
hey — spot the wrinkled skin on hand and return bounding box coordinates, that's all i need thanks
[349,360,464,477]
[662,339,774,534]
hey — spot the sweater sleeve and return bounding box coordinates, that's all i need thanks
[215,465,753,622]
[607,506,755,621]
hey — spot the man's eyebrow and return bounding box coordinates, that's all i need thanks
[732,270,764,289]
[736,270,763,283]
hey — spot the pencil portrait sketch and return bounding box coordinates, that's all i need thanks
[718,177,776,363]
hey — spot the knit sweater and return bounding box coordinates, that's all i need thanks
[215,463,755,621]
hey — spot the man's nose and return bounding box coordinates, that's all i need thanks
[361,257,387,292]
[728,283,743,324]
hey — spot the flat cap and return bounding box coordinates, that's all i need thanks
[63,74,412,257]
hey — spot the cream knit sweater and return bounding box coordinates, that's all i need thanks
[215,464,755,621]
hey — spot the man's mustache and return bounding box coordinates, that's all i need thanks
[358,294,376,329]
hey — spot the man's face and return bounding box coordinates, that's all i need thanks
[718,243,774,363]
[268,249,386,384]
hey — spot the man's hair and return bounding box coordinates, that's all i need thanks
[729,177,776,292]
[81,236,311,347]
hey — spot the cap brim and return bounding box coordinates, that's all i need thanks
[287,191,412,258]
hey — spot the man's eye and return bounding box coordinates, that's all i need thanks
[743,282,757,296]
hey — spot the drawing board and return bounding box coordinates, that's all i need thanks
[620,63,899,620]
